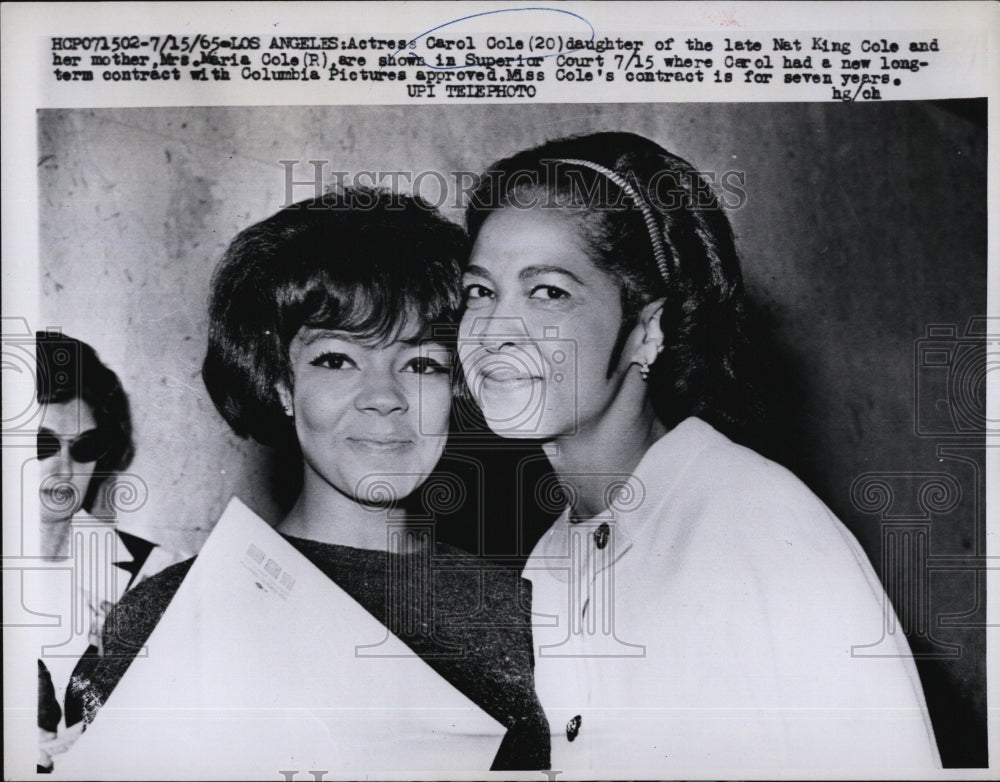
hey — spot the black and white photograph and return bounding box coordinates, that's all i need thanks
[2,3,996,780]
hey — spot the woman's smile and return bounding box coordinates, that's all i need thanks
[346,436,416,453]
[480,361,543,385]
[483,373,538,387]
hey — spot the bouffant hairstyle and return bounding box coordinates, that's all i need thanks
[202,187,468,447]
[35,331,134,511]
[465,131,749,432]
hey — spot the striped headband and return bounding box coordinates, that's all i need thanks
[556,158,672,285]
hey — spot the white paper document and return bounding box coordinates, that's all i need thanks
[57,497,505,779]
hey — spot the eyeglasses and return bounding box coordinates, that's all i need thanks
[36,428,108,463]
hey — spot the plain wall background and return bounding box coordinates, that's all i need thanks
[37,102,986,765]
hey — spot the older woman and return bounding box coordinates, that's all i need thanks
[71,187,549,773]
[458,131,939,774]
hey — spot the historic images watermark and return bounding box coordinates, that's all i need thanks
[278,159,749,212]
[851,317,996,659]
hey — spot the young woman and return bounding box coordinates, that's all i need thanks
[458,132,940,773]
[71,188,549,772]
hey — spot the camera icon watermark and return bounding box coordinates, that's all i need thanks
[2,321,88,448]
[914,317,998,438]
[456,321,578,438]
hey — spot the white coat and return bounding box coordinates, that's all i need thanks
[524,417,940,777]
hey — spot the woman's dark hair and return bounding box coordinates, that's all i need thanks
[466,131,751,433]
[35,331,134,511]
[202,186,468,448]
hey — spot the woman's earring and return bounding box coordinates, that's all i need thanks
[639,361,650,381]
[282,404,292,416]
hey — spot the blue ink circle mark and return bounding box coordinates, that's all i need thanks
[391,7,595,71]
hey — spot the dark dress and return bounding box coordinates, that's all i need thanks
[70,535,550,771]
